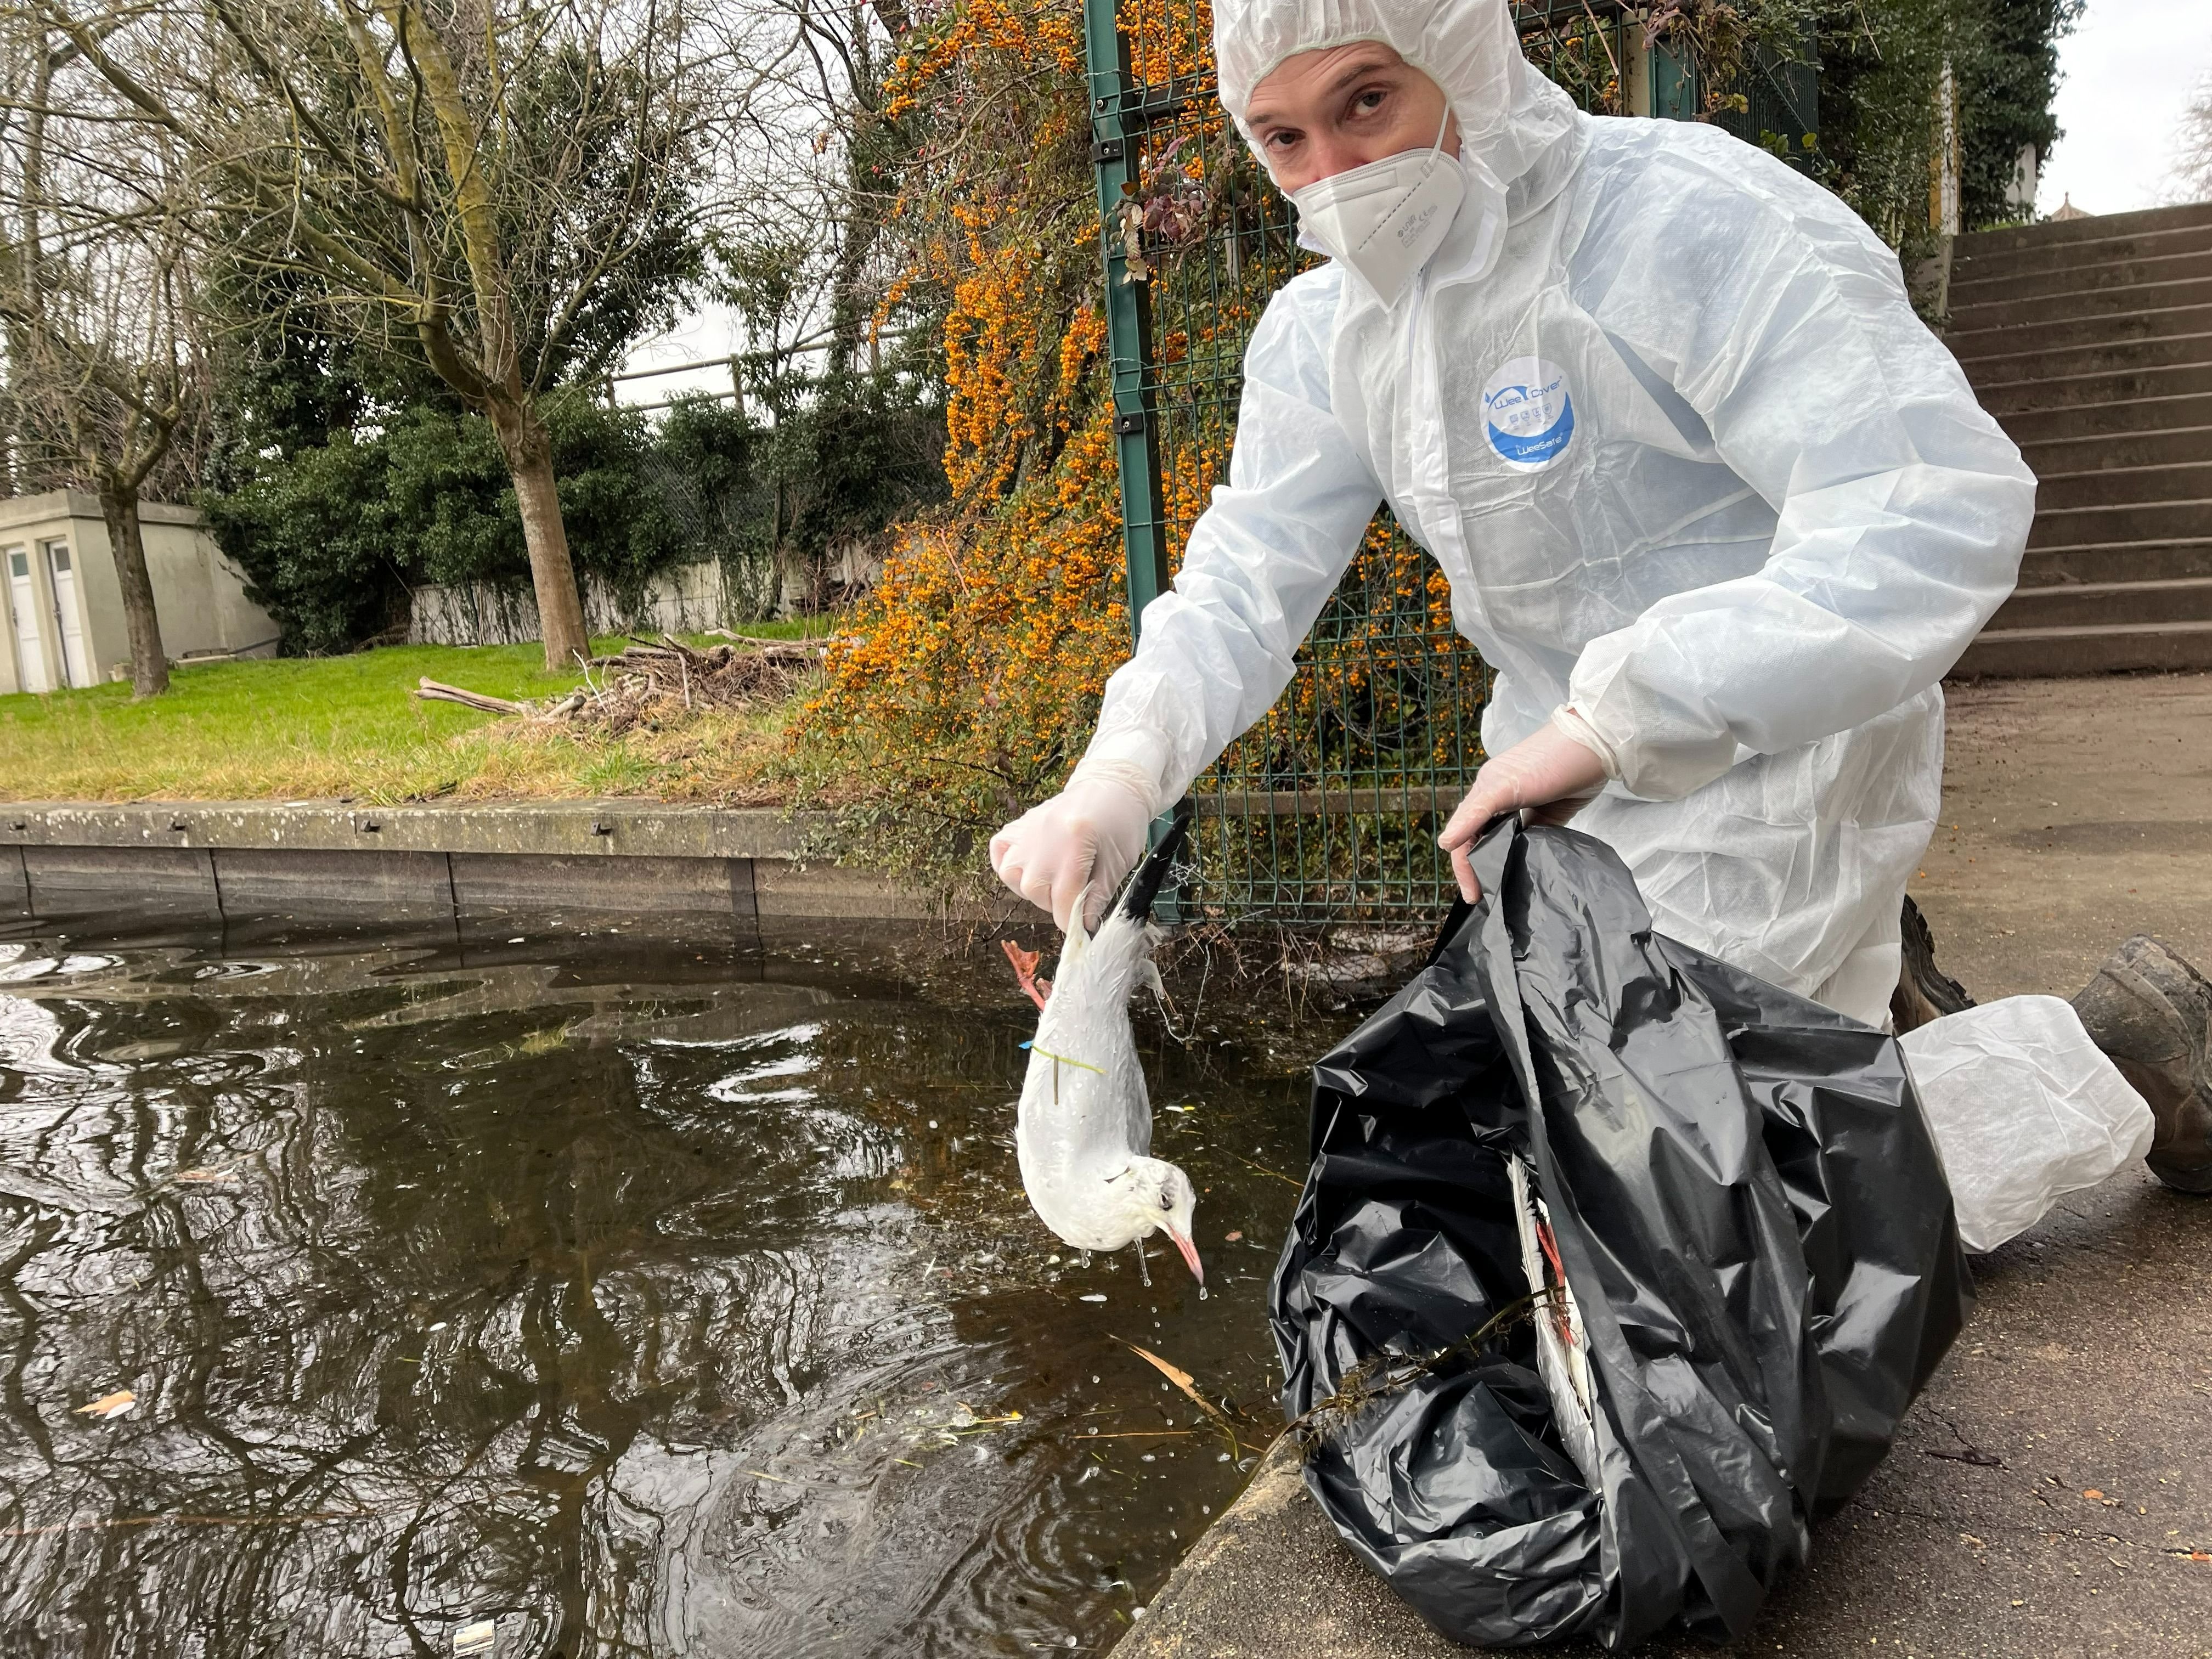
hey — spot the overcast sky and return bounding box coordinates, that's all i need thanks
[617,4,2212,392]
[2038,0,2212,215]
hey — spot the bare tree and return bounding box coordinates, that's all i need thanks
[1,22,205,697]
[2173,70,2212,207]
[19,0,790,668]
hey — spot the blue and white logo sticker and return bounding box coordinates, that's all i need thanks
[1482,357,1576,472]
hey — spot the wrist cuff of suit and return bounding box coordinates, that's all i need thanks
[1550,704,1623,782]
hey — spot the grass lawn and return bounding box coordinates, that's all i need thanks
[0,624,830,805]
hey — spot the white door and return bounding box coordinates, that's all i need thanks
[5,546,50,694]
[43,541,89,688]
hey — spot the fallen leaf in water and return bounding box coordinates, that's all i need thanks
[1127,1345,1197,1393]
[173,1168,234,1184]
[1122,1341,1238,1442]
[75,1390,136,1419]
[2084,1489,2103,1499]
[1224,1231,1243,1243]
[453,1620,496,1655]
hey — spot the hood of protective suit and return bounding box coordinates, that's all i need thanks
[1213,0,1582,200]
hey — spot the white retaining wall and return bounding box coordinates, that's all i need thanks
[406,563,743,646]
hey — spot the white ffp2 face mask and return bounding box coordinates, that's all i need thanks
[1288,108,1469,307]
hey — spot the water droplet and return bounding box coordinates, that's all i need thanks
[1197,1286,1209,1301]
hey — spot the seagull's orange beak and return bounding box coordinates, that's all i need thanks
[1166,1226,1204,1285]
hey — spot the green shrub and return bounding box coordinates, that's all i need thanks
[200,430,406,655]
[204,397,768,653]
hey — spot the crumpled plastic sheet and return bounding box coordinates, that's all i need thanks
[1899,996,2154,1254]
[1270,820,1973,1650]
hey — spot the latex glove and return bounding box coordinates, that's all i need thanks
[990,766,1156,933]
[1436,713,1613,902]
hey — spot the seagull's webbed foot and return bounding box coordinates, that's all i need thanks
[1000,939,1052,1010]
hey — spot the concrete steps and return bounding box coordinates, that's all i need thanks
[1954,197,2212,256]
[1950,200,2212,676]
[2019,422,2212,472]
[1947,300,2212,363]
[2026,499,2212,551]
[1955,620,2212,678]
[1977,363,2212,418]
[1965,329,2212,390]
[2033,459,2212,509]
[2019,538,2212,586]
[1952,222,2212,286]
[1988,575,2212,629]
[2001,391,2212,442]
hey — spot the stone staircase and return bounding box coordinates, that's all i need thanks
[1946,199,2212,676]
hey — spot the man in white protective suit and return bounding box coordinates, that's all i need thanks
[990,0,2212,1239]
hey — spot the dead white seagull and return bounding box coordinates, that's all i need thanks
[1007,817,1203,1288]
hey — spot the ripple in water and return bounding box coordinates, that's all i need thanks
[0,918,1337,1657]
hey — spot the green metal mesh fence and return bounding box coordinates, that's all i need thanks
[1714,47,1821,165]
[1083,0,1805,922]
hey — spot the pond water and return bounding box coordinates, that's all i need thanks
[0,910,1355,1658]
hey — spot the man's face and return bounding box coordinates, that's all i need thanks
[1244,43,1458,196]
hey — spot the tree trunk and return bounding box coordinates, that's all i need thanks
[98,475,169,698]
[488,400,589,668]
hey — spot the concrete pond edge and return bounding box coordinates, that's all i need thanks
[0,798,973,924]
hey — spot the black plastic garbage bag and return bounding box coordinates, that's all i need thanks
[1270,819,1972,1650]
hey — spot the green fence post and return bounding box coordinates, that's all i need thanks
[1651,38,1699,121]
[1084,0,1188,918]
[1082,0,1170,633]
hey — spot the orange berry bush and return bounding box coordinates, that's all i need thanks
[797,0,1602,909]
[797,0,1225,877]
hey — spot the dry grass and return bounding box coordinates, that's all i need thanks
[0,633,829,805]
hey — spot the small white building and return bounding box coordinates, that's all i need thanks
[0,489,278,695]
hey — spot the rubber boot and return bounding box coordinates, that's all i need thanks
[2069,934,2212,1194]
[1891,895,1976,1035]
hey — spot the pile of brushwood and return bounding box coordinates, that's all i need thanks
[415,634,823,735]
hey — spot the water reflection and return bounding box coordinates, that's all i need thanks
[0,920,1337,1657]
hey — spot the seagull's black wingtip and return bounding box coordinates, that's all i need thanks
[1118,807,1192,923]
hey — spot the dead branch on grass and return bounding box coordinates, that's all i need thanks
[414,635,823,735]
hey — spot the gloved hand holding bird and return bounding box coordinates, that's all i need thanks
[993,814,1203,1289]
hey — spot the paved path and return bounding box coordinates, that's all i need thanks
[1115,673,2212,1659]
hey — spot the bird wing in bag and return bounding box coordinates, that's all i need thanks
[1269,819,1972,1650]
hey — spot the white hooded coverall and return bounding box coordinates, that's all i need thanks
[1080,0,2036,1028]
[1066,0,2160,1250]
